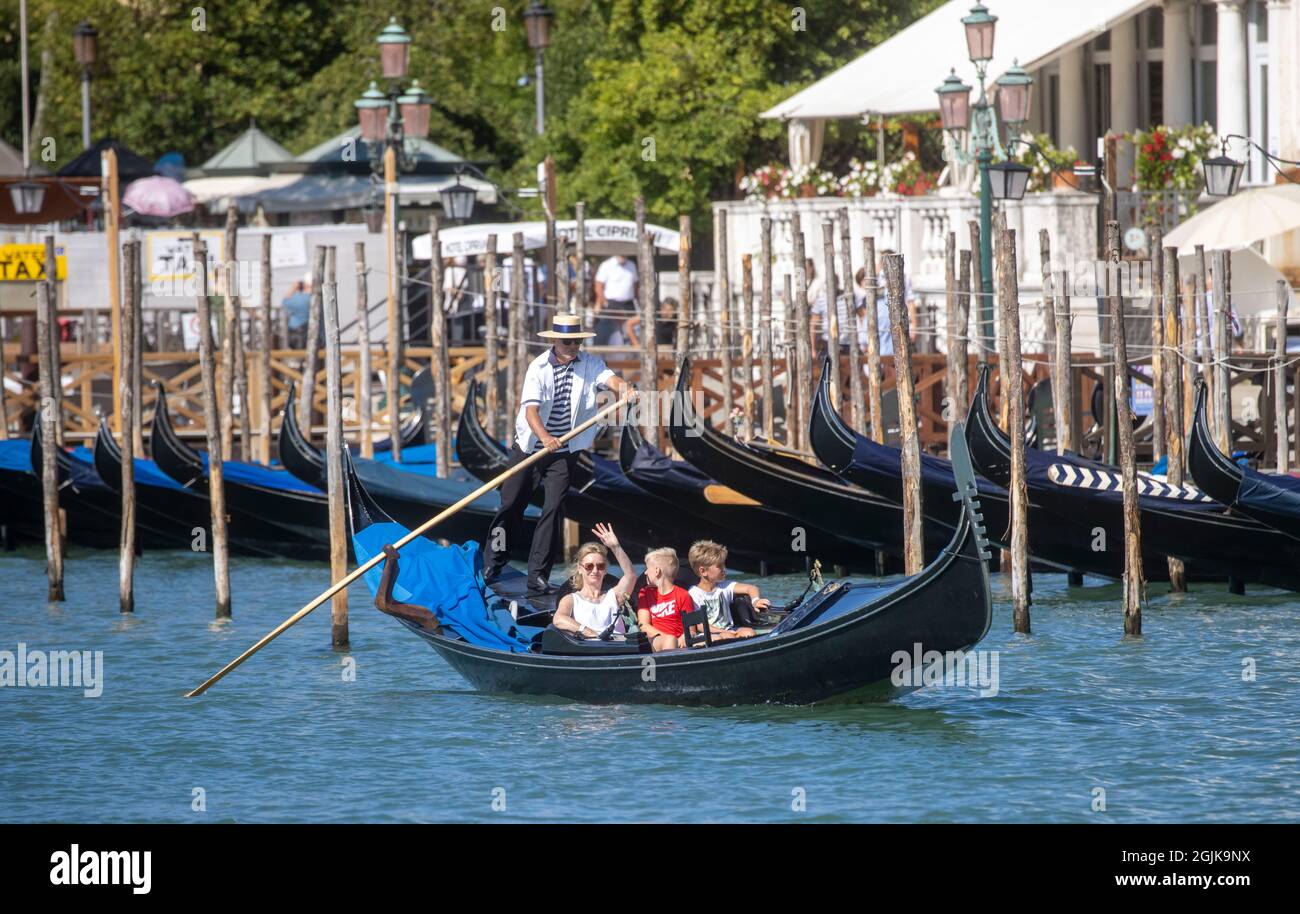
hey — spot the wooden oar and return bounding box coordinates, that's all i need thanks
[702,484,761,506]
[186,394,634,697]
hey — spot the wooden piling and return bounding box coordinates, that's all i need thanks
[1181,268,1197,439]
[944,233,959,444]
[1108,222,1144,634]
[353,242,373,459]
[322,246,349,646]
[128,238,141,455]
[791,214,813,451]
[1193,244,1214,436]
[195,236,231,618]
[1211,249,1231,453]
[997,221,1031,634]
[36,243,64,601]
[675,215,691,369]
[759,217,775,442]
[717,209,734,426]
[952,249,972,427]
[820,219,842,411]
[259,234,274,464]
[507,232,526,435]
[1054,270,1074,454]
[862,237,883,443]
[103,148,123,435]
[299,245,326,435]
[638,227,658,439]
[885,253,923,574]
[429,222,451,478]
[968,220,987,359]
[1162,246,1187,592]
[836,209,866,436]
[224,202,250,462]
[383,146,402,464]
[574,203,587,315]
[1150,233,1165,463]
[1276,279,1290,472]
[119,241,138,613]
[483,234,501,440]
[782,274,794,446]
[740,253,755,438]
[43,235,66,448]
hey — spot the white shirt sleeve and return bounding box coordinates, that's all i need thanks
[589,354,615,387]
[520,358,544,407]
[595,259,614,285]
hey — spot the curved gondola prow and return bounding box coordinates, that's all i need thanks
[342,444,396,540]
[148,380,206,488]
[91,419,124,492]
[277,383,327,486]
[963,362,1012,485]
[1186,378,1244,505]
[809,356,857,474]
[617,415,646,474]
[455,375,512,478]
[947,419,995,604]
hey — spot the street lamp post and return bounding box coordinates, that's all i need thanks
[524,1,554,137]
[73,21,98,150]
[935,3,1033,357]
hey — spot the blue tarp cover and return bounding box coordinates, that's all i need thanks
[352,520,534,652]
[628,441,713,492]
[69,446,184,491]
[199,452,322,493]
[0,439,30,473]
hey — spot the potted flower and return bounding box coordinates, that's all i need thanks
[840,158,881,198]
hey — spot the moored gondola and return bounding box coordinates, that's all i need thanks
[668,358,948,564]
[810,360,1138,580]
[350,418,994,705]
[965,364,1300,591]
[1187,380,1300,544]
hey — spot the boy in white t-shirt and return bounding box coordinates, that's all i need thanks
[686,540,764,639]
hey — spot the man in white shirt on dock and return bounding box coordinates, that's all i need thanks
[593,254,638,345]
[482,312,638,598]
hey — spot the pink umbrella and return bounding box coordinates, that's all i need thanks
[122,175,196,218]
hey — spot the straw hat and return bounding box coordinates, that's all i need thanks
[538,313,595,339]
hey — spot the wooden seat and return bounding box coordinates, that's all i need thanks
[680,607,713,648]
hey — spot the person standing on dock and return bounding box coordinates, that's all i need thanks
[593,253,638,345]
[483,313,638,598]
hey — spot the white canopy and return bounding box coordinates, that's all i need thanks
[1175,246,1295,320]
[1164,184,1300,254]
[762,0,1156,120]
[412,218,680,261]
[183,174,299,207]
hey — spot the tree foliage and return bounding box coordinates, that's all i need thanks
[2,0,942,226]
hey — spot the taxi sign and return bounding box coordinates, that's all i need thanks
[0,244,68,282]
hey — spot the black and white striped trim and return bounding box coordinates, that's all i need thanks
[1046,463,1216,503]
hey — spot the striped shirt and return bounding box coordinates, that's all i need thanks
[534,353,576,451]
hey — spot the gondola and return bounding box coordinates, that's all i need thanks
[809,359,1151,581]
[668,358,950,564]
[0,437,47,546]
[349,415,994,705]
[278,384,535,557]
[965,363,1300,592]
[454,377,748,567]
[1187,380,1300,544]
[618,422,864,573]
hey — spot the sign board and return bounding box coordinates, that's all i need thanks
[1130,366,1153,417]
[147,231,223,284]
[0,244,68,282]
[270,232,306,269]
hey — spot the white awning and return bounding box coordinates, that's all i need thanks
[761,0,1156,120]
[412,218,679,260]
[183,174,298,206]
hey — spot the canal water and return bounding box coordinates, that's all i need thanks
[2,544,1298,823]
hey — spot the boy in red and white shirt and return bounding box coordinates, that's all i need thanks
[635,547,694,652]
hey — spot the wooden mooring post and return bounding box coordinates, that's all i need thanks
[838,208,866,434]
[716,209,734,427]
[258,234,274,464]
[298,245,327,434]
[37,237,64,602]
[1162,246,1188,592]
[1149,230,1165,466]
[675,215,691,370]
[429,220,450,478]
[119,240,138,613]
[740,253,755,438]
[943,233,959,444]
[384,146,403,464]
[195,236,232,618]
[759,217,775,442]
[951,248,971,429]
[997,218,1031,634]
[968,220,987,360]
[355,241,374,459]
[1107,222,1144,632]
[638,225,658,440]
[820,219,842,411]
[483,234,501,440]
[322,246,349,647]
[1054,270,1074,454]
[1211,249,1232,454]
[1276,279,1290,472]
[791,213,812,451]
[885,253,922,574]
[574,203,587,315]
[862,237,883,443]
[507,232,526,437]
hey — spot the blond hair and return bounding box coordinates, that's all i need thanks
[569,541,609,589]
[688,539,727,572]
[644,547,679,581]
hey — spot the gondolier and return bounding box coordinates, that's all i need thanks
[483,312,638,597]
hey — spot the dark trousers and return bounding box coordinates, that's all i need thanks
[483,445,576,587]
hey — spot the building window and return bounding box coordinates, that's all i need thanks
[1199,1,1217,45]
[1049,73,1060,146]
[1147,61,1164,126]
[1198,59,1217,127]
[1094,63,1111,140]
[1146,7,1164,48]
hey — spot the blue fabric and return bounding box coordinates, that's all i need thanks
[282,292,311,330]
[373,442,438,467]
[628,440,713,492]
[352,520,534,652]
[590,454,646,496]
[199,452,322,493]
[849,433,1006,499]
[1151,455,1168,476]
[0,439,31,473]
[69,446,184,491]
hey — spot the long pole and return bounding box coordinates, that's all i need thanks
[104,148,122,433]
[80,69,91,149]
[185,393,635,698]
[1163,247,1187,593]
[759,217,775,442]
[977,147,995,355]
[675,215,691,369]
[886,253,922,575]
[534,49,545,136]
[195,236,231,619]
[299,245,326,433]
[119,240,137,614]
[792,213,812,450]
[259,234,274,464]
[740,253,755,438]
[716,209,734,426]
[863,236,883,443]
[997,218,1030,634]
[574,203,587,315]
[638,225,657,441]
[838,208,865,434]
[507,232,526,437]
[1212,249,1231,453]
[1276,280,1290,472]
[384,145,402,463]
[429,221,450,478]
[322,246,348,647]
[1054,269,1074,454]
[1108,221,1144,634]
[967,220,987,361]
[1150,230,1165,464]
[944,232,959,446]
[483,234,500,439]
[953,249,972,430]
[36,245,64,601]
[820,219,842,412]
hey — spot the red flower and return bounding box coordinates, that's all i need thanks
[1161,152,1172,161]
[1143,143,1154,154]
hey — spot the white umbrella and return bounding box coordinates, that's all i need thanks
[1164,184,1300,253]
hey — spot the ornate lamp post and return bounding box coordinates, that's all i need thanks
[524,1,554,136]
[935,3,1033,354]
[72,21,98,150]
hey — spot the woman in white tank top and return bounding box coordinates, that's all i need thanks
[552,523,637,638]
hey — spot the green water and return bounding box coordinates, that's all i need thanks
[1,545,1298,822]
